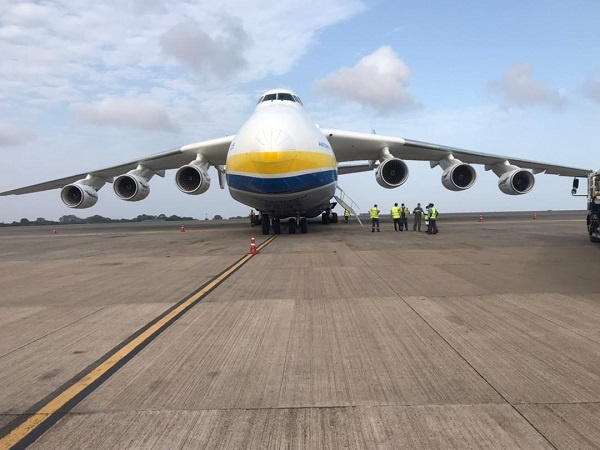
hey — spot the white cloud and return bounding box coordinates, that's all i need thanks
[0,1,364,109]
[134,0,167,15]
[315,46,418,114]
[582,76,600,104]
[159,16,250,82]
[0,123,36,147]
[79,98,179,132]
[487,63,564,109]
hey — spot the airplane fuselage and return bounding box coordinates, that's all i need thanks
[225,95,338,219]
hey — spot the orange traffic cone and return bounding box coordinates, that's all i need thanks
[533,213,537,220]
[479,214,484,222]
[249,236,259,255]
[180,224,186,232]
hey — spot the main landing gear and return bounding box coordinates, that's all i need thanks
[321,209,338,224]
[260,214,308,235]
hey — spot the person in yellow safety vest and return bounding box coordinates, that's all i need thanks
[426,203,439,234]
[344,209,350,223]
[249,209,256,227]
[370,204,380,232]
[400,203,410,231]
[391,203,401,231]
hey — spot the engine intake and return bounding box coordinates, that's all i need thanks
[113,174,150,201]
[498,169,535,195]
[375,158,409,189]
[441,163,476,191]
[60,183,98,209]
[176,161,211,195]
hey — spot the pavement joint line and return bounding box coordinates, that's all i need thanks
[353,251,560,450]
[0,234,278,450]
[0,305,113,361]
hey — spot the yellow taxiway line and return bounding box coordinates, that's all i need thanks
[0,234,277,449]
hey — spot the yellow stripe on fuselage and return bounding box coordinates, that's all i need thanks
[226,151,337,175]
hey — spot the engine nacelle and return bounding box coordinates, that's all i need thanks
[113,174,150,201]
[375,158,409,189]
[60,183,99,209]
[441,163,476,191]
[498,169,535,195]
[175,161,211,195]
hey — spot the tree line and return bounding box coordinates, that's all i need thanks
[0,214,196,227]
[0,213,250,227]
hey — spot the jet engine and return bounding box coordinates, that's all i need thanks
[60,183,99,209]
[175,161,211,195]
[441,163,476,191]
[113,174,150,201]
[498,168,535,195]
[375,158,409,189]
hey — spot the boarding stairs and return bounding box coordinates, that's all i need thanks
[334,186,363,227]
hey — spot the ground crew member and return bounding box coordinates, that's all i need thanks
[412,203,424,231]
[424,207,430,232]
[400,203,410,231]
[391,203,401,231]
[344,209,350,223]
[427,203,439,234]
[370,204,380,232]
[249,209,256,227]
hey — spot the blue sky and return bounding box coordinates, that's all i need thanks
[1,0,599,222]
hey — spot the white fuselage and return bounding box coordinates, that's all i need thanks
[226,98,338,218]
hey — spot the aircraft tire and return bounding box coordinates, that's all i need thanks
[261,214,270,235]
[331,212,338,223]
[300,218,308,233]
[289,218,296,234]
[322,212,329,224]
[273,218,281,235]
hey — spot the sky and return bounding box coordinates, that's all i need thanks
[1,0,599,222]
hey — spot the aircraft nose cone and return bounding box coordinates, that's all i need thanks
[254,128,294,152]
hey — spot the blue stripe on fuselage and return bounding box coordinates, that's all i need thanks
[226,170,337,195]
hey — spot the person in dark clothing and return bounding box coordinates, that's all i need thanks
[412,203,424,231]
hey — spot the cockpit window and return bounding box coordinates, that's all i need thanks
[277,93,295,102]
[258,92,303,104]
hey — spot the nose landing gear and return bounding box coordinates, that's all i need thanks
[260,214,308,234]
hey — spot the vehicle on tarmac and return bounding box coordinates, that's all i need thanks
[572,171,600,242]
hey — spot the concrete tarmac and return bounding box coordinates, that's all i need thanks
[0,212,598,449]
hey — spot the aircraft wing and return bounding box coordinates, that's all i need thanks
[0,136,234,195]
[322,128,592,177]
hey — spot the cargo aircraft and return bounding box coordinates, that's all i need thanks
[0,89,592,234]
